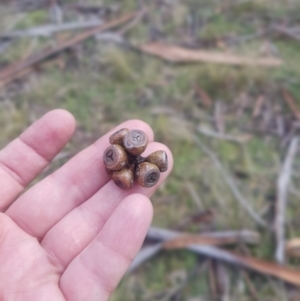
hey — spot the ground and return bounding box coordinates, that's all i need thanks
[1,0,300,300]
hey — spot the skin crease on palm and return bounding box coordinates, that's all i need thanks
[0,110,173,301]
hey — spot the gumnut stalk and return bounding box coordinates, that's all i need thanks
[103,128,168,189]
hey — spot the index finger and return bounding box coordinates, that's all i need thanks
[0,109,75,211]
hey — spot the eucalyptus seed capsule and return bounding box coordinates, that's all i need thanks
[135,162,160,187]
[103,144,128,171]
[123,129,148,155]
[112,166,134,189]
[145,150,168,172]
[109,128,129,146]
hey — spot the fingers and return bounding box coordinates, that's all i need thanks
[6,120,154,239]
[41,142,172,270]
[0,110,75,211]
[0,213,66,301]
[60,194,153,301]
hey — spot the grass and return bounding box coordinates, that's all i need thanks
[1,0,300,299]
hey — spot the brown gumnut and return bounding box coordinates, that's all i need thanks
[112,166,134,189]
[103,144,128,171]
[109,128,129,146]
[145,150,168,172]
[135,162,160,187]
[123,129,148,155]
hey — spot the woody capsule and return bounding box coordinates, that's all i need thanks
[103,128,168,189]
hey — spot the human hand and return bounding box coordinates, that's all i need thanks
[0,110,173,301]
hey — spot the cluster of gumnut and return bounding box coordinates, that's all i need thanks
[103,128,168,189]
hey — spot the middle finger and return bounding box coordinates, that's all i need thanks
[41,142,173,272]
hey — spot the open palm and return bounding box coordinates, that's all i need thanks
[0,110,172,301]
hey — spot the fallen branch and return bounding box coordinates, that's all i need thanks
[128,226,260,273]
[0,11,138,85]
[275,137,298,263]
[146,227,300,286]
[163,232,259,249]
[0,20,105,38]
[137,43,283,67]
[273,25,300,42]
[149,227,260,246]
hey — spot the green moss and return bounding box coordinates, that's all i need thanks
[15,10,49,28]
[199,15,253,39]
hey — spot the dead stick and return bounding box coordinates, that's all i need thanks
[193,135,268,228]
[137,43,283,67]
[273,25,300,42]
[147,226,300,286]
[275,137,298,263]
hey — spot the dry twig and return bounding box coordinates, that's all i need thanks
[193,135,268,228]
[273,25,300,42]
[163,232,260,249]
[138,43,283,67]
[149,227,260,247]
[147,227,300,286]
[275,137,299,263]
[0,11,138,85]
[0,20,105,38]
